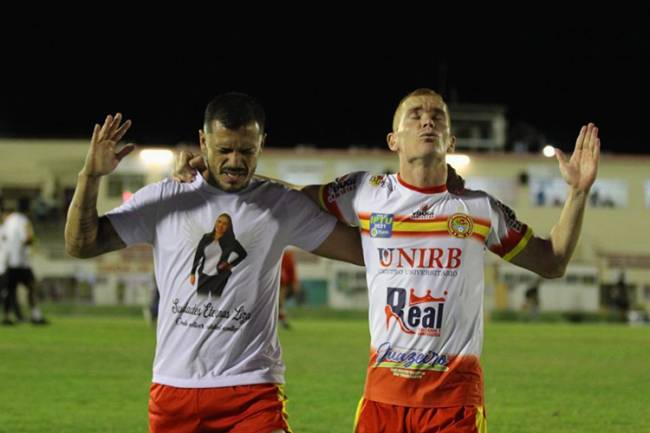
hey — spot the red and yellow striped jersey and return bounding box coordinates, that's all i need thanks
[320,172,532,407]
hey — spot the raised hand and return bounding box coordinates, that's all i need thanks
[81,113,134,177]
[172,150,204,182]
[555,123,600,193]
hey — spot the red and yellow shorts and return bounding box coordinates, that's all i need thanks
[149,382,291,433]
[354,398,487,433]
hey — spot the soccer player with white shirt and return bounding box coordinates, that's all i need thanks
[64,93,364,433]
[308,88,600,433]
[0,203,9,324]
[3,197,47,324]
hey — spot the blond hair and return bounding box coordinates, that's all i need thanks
[392,88,446,131]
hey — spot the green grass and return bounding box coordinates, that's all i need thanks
[0,316,154,433]
[1,311,649,433]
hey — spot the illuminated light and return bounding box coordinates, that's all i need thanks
[122,191,133,202]
[139,149,174,167]
[445,154,470,168]
[542,145,556,158]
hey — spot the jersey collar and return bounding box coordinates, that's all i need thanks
[397,173,447,194]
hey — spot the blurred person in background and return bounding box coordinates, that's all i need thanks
[4,197,47,325]
[278,249,300,329]
[610,269,630,322]
[143,273,160,326]
[523,276,541,320]
[0,198,10,325]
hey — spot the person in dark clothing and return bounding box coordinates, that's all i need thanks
[611,270,630,322]
[190,213,247,297]
[523,277,541,320]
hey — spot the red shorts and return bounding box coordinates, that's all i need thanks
[354,398,487,433]
[148,383,292,433]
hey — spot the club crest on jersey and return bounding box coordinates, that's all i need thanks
[370,213,394,238]
[385,287,445,337]
[447,213,474,238]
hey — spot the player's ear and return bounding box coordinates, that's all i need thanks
[387,132,398,152]
[447,135,456,153]
[199,129,207,153]
[259,133,267,153]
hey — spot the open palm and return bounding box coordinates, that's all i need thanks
[556,123,600,193]
[81,113,134,176]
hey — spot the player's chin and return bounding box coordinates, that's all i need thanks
[421,140,447,155]
[218,175,251,192]
[417,137,443,147]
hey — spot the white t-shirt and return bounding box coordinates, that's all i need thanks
[3,212,32,268]
[320,172,532,407]
[107,175,337,388]
[0,222,7,274]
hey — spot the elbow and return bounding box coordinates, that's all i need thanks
[542,269,565,280]
[64,229,82,258]
[65,243,84,259]
[64,241,94,259]
[540,261,567,279]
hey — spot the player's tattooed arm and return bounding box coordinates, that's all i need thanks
[65,114,133,258]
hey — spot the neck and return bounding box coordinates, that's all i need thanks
[202,169,219,188]
[398,156,447,188]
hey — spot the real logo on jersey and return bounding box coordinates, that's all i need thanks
[370,213,394,238]
[385,287,445,337]
[447,213,474,238]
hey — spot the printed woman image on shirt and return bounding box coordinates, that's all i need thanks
[190,213,248,297]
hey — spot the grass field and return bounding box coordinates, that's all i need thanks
[0,308,648,433]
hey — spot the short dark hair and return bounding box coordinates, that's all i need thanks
[203,92,266,133]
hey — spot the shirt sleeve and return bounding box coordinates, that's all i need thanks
[105,182,162,246]
[281,189,338,252]
[486,194,533,261]
[318,171,367,226]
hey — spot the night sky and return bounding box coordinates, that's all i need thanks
[1,10,648,154]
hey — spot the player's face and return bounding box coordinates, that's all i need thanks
[388,94,454,160]
[214,215,230,237]
[200,120,264,192]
